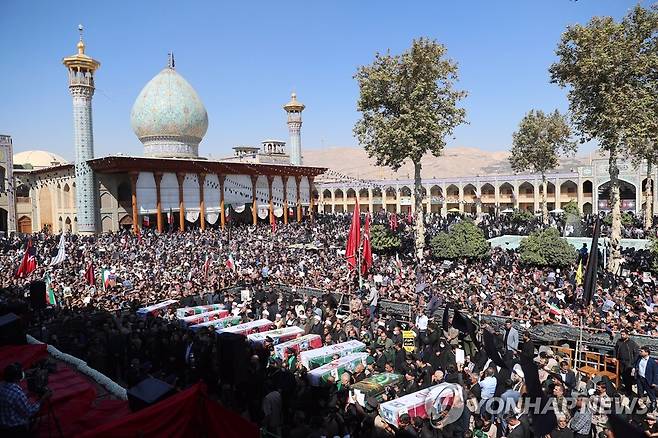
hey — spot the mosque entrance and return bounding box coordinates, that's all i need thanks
[597,180,637,212]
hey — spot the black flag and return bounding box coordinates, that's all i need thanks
[483,329,507,370]
[582,217,601,305]
[442,304,451,333]
[451,309,475,336]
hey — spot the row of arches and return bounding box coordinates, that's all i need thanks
[322,180,588,201]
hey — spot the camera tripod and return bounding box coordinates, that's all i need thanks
[33,396,63,438]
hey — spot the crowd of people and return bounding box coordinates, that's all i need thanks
[1,211,658,437]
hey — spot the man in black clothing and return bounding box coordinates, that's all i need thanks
[615,329,640,394]
[520,331,535,360]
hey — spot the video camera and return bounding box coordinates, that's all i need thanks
[25,359,57,396]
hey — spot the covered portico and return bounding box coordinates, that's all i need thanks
[88,156,325,234]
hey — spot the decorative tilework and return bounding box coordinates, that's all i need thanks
[131,68,208,158]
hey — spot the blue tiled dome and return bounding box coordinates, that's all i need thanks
[130,67,208,158]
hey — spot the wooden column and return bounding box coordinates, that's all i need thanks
[154,172,163,233]
[251,175,258,226]
[282,176,289,225]
[198,173,206,231]
[295,176,302,222]
[177,173,185,232]
[308,176,315,223]
[130,173,139,234]
[218,174,226,230]
[267,175,275,226]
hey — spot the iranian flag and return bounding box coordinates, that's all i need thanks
[102,269,112,291]
[226,254,235,271]
[547,302,562,316]
[44,272,57,306]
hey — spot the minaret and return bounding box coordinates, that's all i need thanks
[62,25,100,234]
[283,92,305,165]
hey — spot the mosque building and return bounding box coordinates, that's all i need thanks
[1,30,656,235]
[0,30,324,235]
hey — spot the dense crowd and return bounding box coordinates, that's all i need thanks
[1,212,658,437]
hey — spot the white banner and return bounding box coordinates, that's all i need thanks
[185,210,200,222]
[137,172,157,214]
[206,211,219,224]
[286,177,298,206]
[224,175,253,205]
[160,173,179,210]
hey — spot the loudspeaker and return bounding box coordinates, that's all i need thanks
[29,281,46,310]
[0,313,26,345]
[127,377,175,411]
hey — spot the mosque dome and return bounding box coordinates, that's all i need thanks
[13,150,69,169]
[130,63,208,158]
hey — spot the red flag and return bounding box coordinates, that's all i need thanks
[203,256,211,279]
[270,213,277,233]
[361,214,373,275]
[15,239,37,278]
[407,207,413,224]
[345,198,361,270]
[389,212,399,231]
[85,263,96,286]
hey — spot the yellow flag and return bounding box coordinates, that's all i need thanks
[576,259,583,286]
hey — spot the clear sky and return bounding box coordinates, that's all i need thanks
[0,0,646,161]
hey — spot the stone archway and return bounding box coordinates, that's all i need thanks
[597,179,637,212]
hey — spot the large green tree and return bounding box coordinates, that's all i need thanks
[618,6,658,230]
[549,4,657,273]
[519,228,577,268]
[509,110,575,224]
[354,38,467,260]
[430,220,489,260]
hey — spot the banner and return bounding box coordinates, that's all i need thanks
[136,300,178,318]
[307,353,369,386]
[351,373,404,407]
[273,334,322,360]
[218,319,274,336]
[176,304,225,319]
[178,309,229,327]
[189,315,242,332]
[299,340,366,370]
[402,330,416,353]
[247,326,304,346]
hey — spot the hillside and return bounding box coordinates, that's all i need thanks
[303,146,590,180]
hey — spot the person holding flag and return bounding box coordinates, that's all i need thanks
[361,213,373,275]
[50,233,66,266]
[85,262,96,286]
[345,197,361,271]
[15,239,37,278]
[44,272,57,307]
[203,255,211,280]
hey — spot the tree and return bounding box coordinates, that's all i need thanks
[603,211,634,227]
[519,228,577,268]
[562,200,580,218]
[354,38,467,260]
[509,110,575,225]
[550,4,658,273]
[370,224,401,253]
[616,6,658,230]
[430,220,489,260]
[510,209,534,225]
